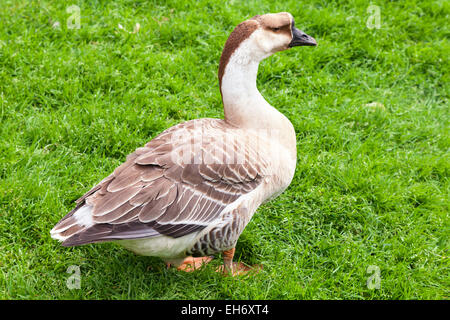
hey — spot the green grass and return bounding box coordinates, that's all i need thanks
[0,0,448,299]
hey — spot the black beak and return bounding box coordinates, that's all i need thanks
[289,27,317,47]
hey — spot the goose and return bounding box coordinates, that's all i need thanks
[50,12,317,275]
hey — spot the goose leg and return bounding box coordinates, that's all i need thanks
[223,248,236,273]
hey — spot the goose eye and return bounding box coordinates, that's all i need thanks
[272,27,280,32]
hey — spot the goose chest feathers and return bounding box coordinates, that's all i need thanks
[51,12,317,274]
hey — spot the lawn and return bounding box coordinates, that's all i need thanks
[0,0,448,299]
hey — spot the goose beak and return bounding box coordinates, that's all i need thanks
[289,27,317,47]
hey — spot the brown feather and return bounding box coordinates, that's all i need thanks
[92,181,143,216]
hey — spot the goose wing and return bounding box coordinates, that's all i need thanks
[51,119,268,246]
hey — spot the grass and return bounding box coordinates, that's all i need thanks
[0,0,448,299]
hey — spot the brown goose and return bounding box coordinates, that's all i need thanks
[51,12,317,275]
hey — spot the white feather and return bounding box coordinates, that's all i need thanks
[72,205,94,227]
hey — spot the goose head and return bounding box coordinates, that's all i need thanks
[251,12,317,55]
[219,12,317,87]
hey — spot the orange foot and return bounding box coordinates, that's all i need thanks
[216,248,262,276]
[216,262,263,276]
[174,256,214,272]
